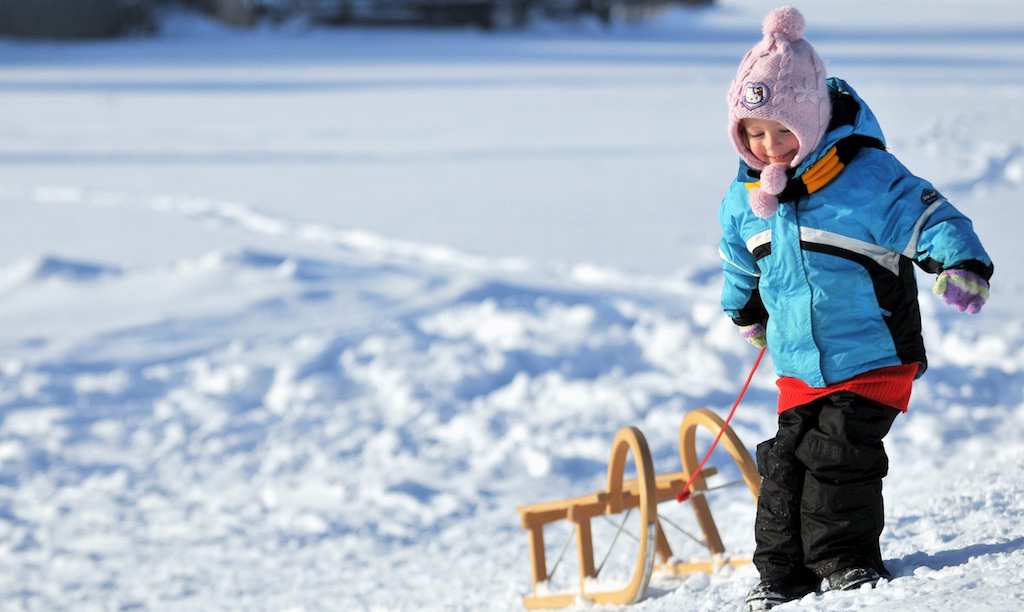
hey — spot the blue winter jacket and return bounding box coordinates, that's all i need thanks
[719,78,993,387]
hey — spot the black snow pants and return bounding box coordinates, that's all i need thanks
[752,391,900,584]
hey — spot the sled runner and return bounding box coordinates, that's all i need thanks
[515,408,760,609]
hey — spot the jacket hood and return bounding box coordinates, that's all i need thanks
[806,77,886,167]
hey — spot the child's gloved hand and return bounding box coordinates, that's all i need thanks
[933,269,989,314]
[739,323,767,348]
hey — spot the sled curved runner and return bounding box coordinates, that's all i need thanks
[516,408,760,609]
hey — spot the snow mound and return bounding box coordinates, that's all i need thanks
[0,255,121,287]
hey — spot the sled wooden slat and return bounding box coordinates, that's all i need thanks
[517,468,716,529]
[516,408,761,609]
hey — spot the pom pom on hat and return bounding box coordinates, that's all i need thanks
[759,163,789,195]
[748,162,788,218]
[763,5,805,40]
[749,188,779,219]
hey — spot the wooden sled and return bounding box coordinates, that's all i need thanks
[515,408,760,609]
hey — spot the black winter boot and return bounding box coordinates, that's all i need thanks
[826,566,884,591]
[744,578,819,610]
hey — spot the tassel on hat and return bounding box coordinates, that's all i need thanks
[749,163,788,218]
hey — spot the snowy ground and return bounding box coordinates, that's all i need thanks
[0,0,1023,610]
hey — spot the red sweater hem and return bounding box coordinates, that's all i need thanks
[776,364,919,414]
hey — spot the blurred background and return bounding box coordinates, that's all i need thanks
[0,0,712,36]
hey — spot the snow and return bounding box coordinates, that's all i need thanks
[0,0,1022,610]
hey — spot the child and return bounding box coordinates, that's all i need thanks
[716,6,994,610]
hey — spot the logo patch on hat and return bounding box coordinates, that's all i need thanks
[742,82,770,110]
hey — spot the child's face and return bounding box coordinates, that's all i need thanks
[741,118,800,166]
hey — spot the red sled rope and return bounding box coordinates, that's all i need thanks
[677,346,767,503]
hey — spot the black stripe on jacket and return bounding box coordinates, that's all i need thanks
[802,242,927,375]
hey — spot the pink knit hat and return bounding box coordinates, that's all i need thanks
[727,6,831,217]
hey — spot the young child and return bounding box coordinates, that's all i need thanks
[717,6,994,610]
